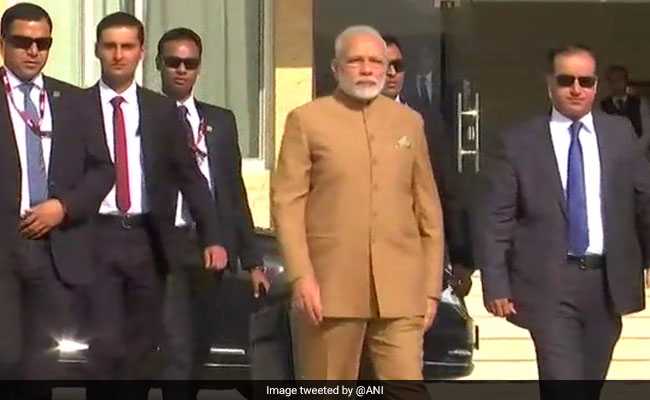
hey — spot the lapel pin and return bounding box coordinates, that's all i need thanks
[206,125,213,133]
[52,90,61,99]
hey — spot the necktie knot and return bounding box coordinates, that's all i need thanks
[177,105,189,117]
[569,121,583,139]
[18,82,34,96]
[111,96,125,108]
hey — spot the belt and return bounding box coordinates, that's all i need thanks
[96,213,150,230]
[567,254,605,270]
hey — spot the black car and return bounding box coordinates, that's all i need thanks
[56,229,477,393]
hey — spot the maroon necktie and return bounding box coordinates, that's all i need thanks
[110,96,131,213]
[178,105,200,157]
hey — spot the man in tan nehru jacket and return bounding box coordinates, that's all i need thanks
[272,25,444,395]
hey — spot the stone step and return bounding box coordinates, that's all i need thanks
[473,315,650,339]
[473,337,650,362]
[462,360,650,380]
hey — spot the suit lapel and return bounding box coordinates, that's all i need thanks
[43,77,60,178]
[0,82,21,201]
[536,115,568,219]
[592,112,614,236]
[136,87,154,185]
[197,101,221,199]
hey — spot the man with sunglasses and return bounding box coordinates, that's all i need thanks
[600,65,650,157]
[154,27,269,399]
[382,35,474,299]
[0,2,114,397]
[82,13,227,400]
[475,44,650,399]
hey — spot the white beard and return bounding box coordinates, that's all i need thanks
[337,73,386,101]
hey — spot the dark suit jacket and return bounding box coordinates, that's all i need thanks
[190,100,262,271]
[601,95,643,137]
[475,111,650,329]
[84,84,221,269]
[399,95,472,267]
[0,76,114,285]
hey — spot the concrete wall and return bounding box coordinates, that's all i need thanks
[244,0,314,228]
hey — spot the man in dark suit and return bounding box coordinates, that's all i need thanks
[475,44,650,399]
[154,27,270,399]
[402,45,442,119]
[381,35,473,296]
[0,3,113,398]
[84,13,227,399]
[600,65,650,155]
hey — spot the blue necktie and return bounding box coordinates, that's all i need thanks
[20,82,48,206]
[567,121,589,256]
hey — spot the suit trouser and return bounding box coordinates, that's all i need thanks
[529,262,621,400]
[86,217,162,400]
[160,227,223,400]
[291,311,429,400]
[0,238,82,399]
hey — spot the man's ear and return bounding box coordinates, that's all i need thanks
[155,55,162,71]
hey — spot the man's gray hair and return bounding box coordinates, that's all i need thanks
[334,25,386,61]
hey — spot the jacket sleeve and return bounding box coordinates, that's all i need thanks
[472,133,517,303]
[56,91,114,223]
[225,110,263,269]
[412,115,445,299]
[271,110,314,283]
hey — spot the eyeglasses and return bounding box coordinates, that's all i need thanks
[163,56,201,70]
[388,59,405,73]
[4,35,52,51]
[555,74,597,88]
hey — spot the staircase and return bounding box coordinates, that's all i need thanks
[462,272,650,380]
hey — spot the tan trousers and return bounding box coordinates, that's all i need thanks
[290,310,424,380]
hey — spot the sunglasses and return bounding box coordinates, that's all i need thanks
[4,35,52,51]
[388,59,405,73]
[555,74,597,88]
[163,56,200,70]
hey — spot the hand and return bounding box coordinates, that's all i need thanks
[451,263,473,297]
[645,269,650,289]
[203,245,228,270]
[20,199,66,239]
[291,275,323,326]
[250,267,271,298]
[486,298,517,318]
[424,297,439,332]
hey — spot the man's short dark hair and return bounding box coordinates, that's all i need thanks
[1,2,52,37]
[96,12,144,45]
[605,64,629,82]
[381,34,403,53]
[157,27,203,58]
[547,44,597,74]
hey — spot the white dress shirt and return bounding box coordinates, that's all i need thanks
[98,79,148,215]
[174,96,213,227]
[549,108,604,255]
[4,68,54,215]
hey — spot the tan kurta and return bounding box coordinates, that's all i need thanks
[271,91,444,318]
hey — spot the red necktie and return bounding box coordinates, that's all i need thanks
[110,96,131,214]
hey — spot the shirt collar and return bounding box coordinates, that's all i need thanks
[4,67,44,91]
[176,95,198,119]
[551,107,595,134]
[99,79,138,106]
